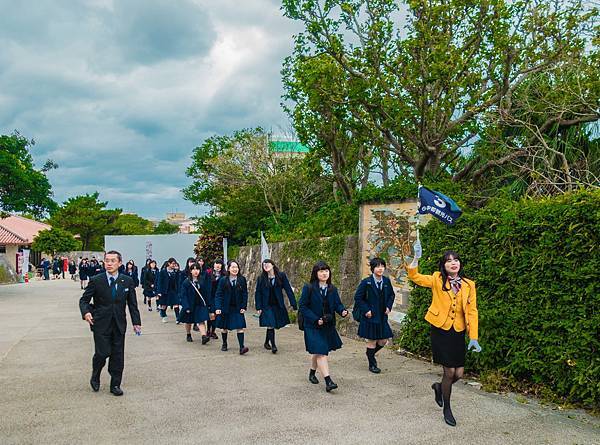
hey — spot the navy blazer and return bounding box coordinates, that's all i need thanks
[215,276,248,314]
[79,273,141,335]
[299,283,346,329]
[156,269,179,297]
[255,273,297,311]
[354,275,395,324]
[123,268,139,287]
[180,277,211,312]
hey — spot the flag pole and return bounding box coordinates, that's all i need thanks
[416,182,422,243]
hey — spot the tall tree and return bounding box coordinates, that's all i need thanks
[0,132,57,217]
[153,220,180,234]
[32,227,81,256]
[282,0,597,181]
[49,193,121,250]
[112,213,155,235]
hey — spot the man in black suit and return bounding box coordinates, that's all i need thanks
[79,250,142,396]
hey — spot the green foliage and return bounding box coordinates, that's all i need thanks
[113,213,154,235]
[32,227,81,255]
[399,189,600,407]
[49,193,121,250]
[153,220,179,234]
[282,0,597,181]
[194,225,225,263]
[0,132,57,217]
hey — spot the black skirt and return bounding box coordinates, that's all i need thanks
[430,326,465,368]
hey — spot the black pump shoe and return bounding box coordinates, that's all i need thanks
[443,407,456,427]
[263,341,272,350]
[432,383,443,407]
[221,344,228,351]
[90,378,100,392]
[186,334,193,342]
[271,344,278,354]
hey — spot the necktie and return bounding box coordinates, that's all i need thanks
[377,281,382,291]
[232,279,236,288]
[450,277,462,294]
[110,276,116,300]
[320,287,326,298]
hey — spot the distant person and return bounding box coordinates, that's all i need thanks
[62,257,68,279]
[354,257,395,374]
[79,258,89,289]
[207,259,225,340]
[406,243,481,427]
[214,260,249,354]
[156,258,181,323]
[79,250,141,396]
[123,261,139,287]
[142,260,158,311]
[52,257,61,279]
[68,260,77,280]
[299,261,348,393]
[40,258,50,280]
[255,259,297,354]
[139,259,151,304]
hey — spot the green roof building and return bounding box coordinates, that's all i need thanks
[269,141,310,154]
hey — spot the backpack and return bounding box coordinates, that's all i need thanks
[297,285,313,331]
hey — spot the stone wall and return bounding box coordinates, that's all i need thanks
[234,235,360,309]
[0,254,17,283]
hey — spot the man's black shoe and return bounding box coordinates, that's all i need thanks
[110,386,124,396]
[90,379,100,392]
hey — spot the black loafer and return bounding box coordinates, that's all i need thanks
[432,382,443,407]
[309,374,319,384]
[221,344,228,351]
[201,335,210,345]
[369,365,381,374]
[264,341,271,350]
[271,345,278,354]
[186,335,193,342]
[240,346,249,355]
[110,386,124,396]
[90,379,100,392]
[325,380,338,392]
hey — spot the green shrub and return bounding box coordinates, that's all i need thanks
[399,189,600,408]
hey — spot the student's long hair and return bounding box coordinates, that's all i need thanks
[160,260,169,271]
[310,261,332,289]
[187,261,203,282]
[259,259,282,287]
[183,257,196,279]
[439,250,468,291]
[197,257,207,273]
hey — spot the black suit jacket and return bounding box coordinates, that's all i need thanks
[79,273,142,335]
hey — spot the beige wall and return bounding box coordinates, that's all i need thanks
[358,200,430,316]
[4,245,19,272]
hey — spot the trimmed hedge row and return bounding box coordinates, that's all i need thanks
[398,189,600,407]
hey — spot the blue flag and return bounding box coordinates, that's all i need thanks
[418,186,462,225]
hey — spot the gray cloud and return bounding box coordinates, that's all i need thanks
[0,0,303,219]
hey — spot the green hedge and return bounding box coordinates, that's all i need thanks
[399,189,600,408]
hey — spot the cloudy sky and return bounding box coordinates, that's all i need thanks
[0,0,302,219]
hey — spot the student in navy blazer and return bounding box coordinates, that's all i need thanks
[156,258,181,323]
[255,259,297,354]
[207,259,225,340]
[215,260,250,355]
[123,261,139,287]
[299,261,349,392]
[354,257,395,374]
[179,262,211,344]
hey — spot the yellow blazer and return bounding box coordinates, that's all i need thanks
[406,266,479,340]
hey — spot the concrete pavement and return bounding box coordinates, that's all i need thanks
[0,279,598,444]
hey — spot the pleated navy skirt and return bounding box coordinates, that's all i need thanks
[259,305,290,329]
[431,326,466,368]
[303,326,343,356]
[178,306,209,324]
[216,312,246,330]
[358,319,393,340]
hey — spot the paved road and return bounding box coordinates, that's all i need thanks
[0,279,598,445]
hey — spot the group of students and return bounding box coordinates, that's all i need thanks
[126,243,480,427]
[39,257,78,281]
[77,258,140,290]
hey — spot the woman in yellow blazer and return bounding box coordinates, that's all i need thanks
[406,241,481,427]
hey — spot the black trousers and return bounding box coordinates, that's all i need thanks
[92,319,125,387]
